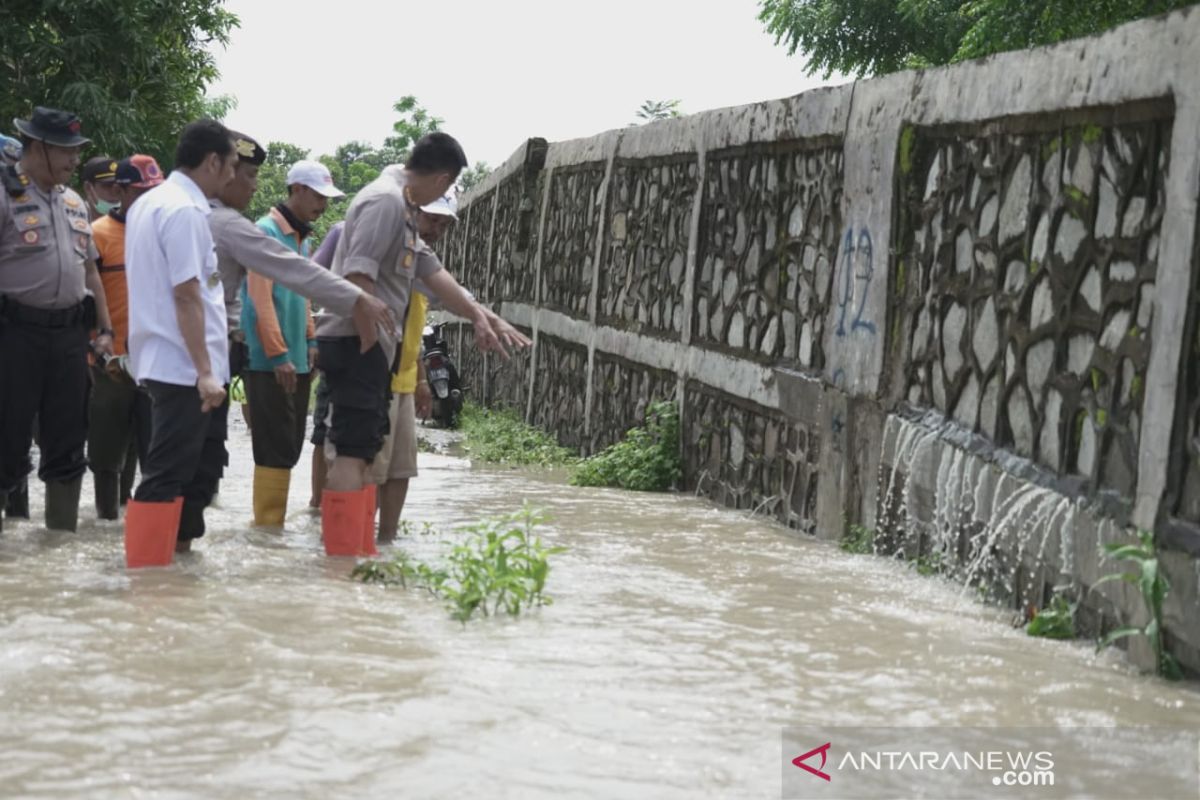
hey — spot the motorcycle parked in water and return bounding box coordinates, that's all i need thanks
[421,323,464,428]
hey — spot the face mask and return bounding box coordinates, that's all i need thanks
[94,199,120,215]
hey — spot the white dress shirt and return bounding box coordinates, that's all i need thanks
[126,171,230,386]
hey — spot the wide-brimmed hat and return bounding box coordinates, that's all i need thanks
[13,106,91,147]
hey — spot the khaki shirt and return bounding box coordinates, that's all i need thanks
[315,166,422,356]
[0,167,97,309]
[210,200,363,332]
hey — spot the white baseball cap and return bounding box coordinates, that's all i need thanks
[286,159,344,198]
[420,189,458,220]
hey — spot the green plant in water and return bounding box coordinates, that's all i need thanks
[1026,593,1077,639]
[1093,529,1182,680]
[396,519,436,537]
[911,551,944,577]
[352,505,566,623]
[458,403,576,467]
[841,522,875,555]
[571,401,681,492]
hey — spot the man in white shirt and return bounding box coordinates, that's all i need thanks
[123,119,236,568]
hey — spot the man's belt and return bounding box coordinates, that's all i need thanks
[0,295,90,328]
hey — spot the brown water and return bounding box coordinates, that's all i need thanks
[1,419,1197,798]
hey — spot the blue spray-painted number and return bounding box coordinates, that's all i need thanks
[834,226,877,337]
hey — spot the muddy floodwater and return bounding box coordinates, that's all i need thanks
[0,419,1198,798]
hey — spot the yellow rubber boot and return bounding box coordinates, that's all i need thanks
[252,466,291,527]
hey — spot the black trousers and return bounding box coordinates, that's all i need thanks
[87,366,149,476]
[317,337,391,462]
[244,369,312,469]
[0,319,89,492]
[134,380,228,542]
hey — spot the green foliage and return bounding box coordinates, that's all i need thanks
[352,506,566,623]
[459,403,577,467]
[1093,529,1182,680]
[571,401,682,492]
[228,375,246,404]
[458,161,492,193]
[238,95,453,245]
[396,519,436,537]
[1026,593,1077,639]
[911,551,944,576]
[841,522,876,554]
[383,95,443,162]
[635,99,683,123]
[758,0,1198,78]
[1,0,239,170]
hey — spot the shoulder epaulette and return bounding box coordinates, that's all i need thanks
[1,164,30,198]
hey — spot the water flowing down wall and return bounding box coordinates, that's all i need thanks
[440,9,1200,672]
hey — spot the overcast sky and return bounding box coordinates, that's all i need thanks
[208,0,848,169]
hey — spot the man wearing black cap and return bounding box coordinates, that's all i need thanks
[0,106,115,533]
[80,156,121,222]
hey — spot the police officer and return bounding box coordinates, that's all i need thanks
[0,107,115,532]
[0,133,30,522]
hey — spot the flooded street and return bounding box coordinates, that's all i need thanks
[1,419,1198,798]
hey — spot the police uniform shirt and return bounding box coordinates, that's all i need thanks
[0,165,97,309]
[210,201,362,332]
[314,165,421,357]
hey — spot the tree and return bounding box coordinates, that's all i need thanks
[458,161,491,193]
[635,99,683,123]
[0,0,239,169]
[757,0,1197,78]
[382,95,444,164]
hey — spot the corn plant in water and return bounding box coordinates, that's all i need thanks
[352,505,565,623]
[1093,529,1182,680]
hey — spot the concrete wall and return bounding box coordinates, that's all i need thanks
[441,9,1200,672]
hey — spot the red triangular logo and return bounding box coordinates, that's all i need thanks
[792,742,832,782]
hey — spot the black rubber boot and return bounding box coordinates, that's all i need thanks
[44,476,83,532]
[177,499,206,551]
[6,480,30,519]
[119,446,137,507]
[94,470,121,521]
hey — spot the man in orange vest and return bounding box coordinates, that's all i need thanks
[88,155,164,519]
